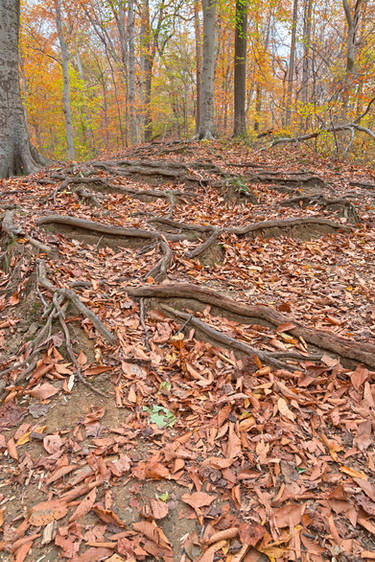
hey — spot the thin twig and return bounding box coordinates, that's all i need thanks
[139,298,151,351]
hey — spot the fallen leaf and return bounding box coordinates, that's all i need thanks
[27,383,59,400]
[273,503,302,528]
[181,492,216,510]
[92,505,127,527]
[29,500,68,526]
[69,488,97,522]
[150,499,169,520]
[277,397,295,421]
[239,521,265,546]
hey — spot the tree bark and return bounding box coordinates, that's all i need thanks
[233,0,248,137]
[141,0,153,142]
[194,0,202,135]
[127,0,138,144]
[301,0,313,105]
[0,0,45,178]
[198,0,217,139]
[285,0,298,127]
[342,0,362,115]
[54,0,75,160]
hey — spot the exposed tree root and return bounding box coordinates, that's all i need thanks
[122,283,375,368]
[350,180,375,191]
[161,305,308,370]
[44,175,188,214]
[36,215,173,281]
[281,194,359,222]
[150,216,350,259]
[248,171,325,189]
[1,211,52,254]
[186,229,221,259]
[36,260,115,344]
[226,216,350,238]
[54,296,107,398]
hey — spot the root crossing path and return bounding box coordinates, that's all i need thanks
[0,141,375,561]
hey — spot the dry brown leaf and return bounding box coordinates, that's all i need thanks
[205,527,238,545]
[201,457,234,469]
[69,488,97,522]
[132,460,170,480]
[277,397,295,421]
[92,505,127,527]
[340,466,367,479]
[181,492,216,510]
[29,500,68,526]
[354,478,375,501]
[150,499,169,520]
[273,503,302,528]
[7,437,18,460]
[27,383,59,400]
[133,520,171,550]
[108,454,131,477]
[239,521,265,546]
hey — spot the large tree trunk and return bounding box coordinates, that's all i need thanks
[301,0,313,105]
[285,0,298,127]
[194,0,202,135]
[342,0,362,115]
[127,0,138,145]
[0,0,45,178]
[198,0,217,139]
[233,0,248,137]
[141,0,153,142]
[54,0,75,160]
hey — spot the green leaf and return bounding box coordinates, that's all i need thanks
[143,405,176,428]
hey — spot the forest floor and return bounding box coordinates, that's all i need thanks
[1,139,375,561]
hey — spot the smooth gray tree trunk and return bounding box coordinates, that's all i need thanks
[198,0,217,139]
[0,0,45,178]
[54,0,75,160]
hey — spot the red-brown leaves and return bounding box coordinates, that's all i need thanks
[29,500,68,526]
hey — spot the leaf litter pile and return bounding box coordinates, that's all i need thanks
[1,140,375,560]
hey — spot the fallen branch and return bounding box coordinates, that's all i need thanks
[262,103,375,151]
[122,283,375,368]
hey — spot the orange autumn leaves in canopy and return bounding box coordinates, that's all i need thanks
[20,0,375,159]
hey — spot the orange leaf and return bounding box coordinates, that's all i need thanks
[150,499,169,520]
[7,438,18,460]
[132,460,170,480]
[29,500,68,526]
[276,322,296,333]
[27,383,59,400]
[340,466,367,480]
[69,488,97,522]
[181,492,216,510]
[92,505,127,527]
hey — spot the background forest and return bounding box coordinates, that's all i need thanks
[21,0,375,161]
